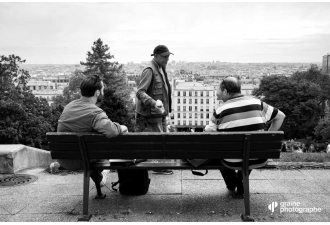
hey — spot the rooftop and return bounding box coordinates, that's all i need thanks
[175,82,214,91]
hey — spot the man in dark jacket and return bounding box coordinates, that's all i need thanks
[135,45,173,174]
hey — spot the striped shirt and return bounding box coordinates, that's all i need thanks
[211,95,279,162]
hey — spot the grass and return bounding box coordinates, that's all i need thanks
[274,152,330,163]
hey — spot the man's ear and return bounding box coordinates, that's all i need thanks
[95,90,100,97]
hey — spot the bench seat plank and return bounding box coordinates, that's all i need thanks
[90,160,229,170]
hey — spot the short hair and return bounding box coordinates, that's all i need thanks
[80,75,103,97]
[220,77,241,94]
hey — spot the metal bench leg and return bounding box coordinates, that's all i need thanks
[78,170,92,221]
[240,171,254,222]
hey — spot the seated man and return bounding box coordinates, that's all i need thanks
[57,75,128,186]
[204,77,285,198]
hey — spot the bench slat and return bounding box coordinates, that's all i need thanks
[83,133,163,143]
[49,143,80,151]
[90,161,230,170]
[165,133,246,142]
[51,151,82,159]
[88,151,164,159]
[47,133,78,143]
[84,150,279,159]
[85,143,163,151]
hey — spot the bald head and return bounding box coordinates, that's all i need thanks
[220,77,241,94]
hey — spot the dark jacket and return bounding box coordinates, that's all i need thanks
[136,59,172,118]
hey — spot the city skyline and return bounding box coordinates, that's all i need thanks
[1,2,330,64]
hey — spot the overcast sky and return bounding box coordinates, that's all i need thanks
[1,2,330,64]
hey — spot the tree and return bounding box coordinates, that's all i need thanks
[253,75,324,139]
[0,54,30,93]
[0,54,54,147]
[80,38,135,130]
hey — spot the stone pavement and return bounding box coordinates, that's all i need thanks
[0,168,330,222]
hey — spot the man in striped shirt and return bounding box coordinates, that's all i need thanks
[205,77,285,198]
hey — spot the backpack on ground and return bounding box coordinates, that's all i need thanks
[111,169,151,195]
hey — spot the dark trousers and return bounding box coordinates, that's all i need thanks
[219,159,267,193]
[90,159,108,185]
[220,168,252,192]
[135,114,167,132]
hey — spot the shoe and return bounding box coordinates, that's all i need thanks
[152,169,173,175]
[227,188,236,198]
[100,170,109,187]
[232,185,244,199]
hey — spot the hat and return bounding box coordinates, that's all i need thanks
[151,45,174,56]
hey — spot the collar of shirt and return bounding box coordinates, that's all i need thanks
[152,59,164,75]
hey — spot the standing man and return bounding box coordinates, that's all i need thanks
[57,75,128,186]
[136,45,173,175]
[205,77,285,198]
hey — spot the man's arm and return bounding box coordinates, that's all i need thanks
[268,110,285,131]
[136,68,156,108]
[92,112,128,138]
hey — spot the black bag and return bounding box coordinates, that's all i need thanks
[111,169,151,195]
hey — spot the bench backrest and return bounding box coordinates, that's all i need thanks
[47,131,284,160]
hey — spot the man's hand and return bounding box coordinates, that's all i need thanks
[121,125,128,133]
[154,100,165,114]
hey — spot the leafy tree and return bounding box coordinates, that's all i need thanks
[0,54,54,147]
[314,102,330,141]
[99,88,135,131]
[253,74,324,139]
[80,38,135,131]
[0,54,30,93]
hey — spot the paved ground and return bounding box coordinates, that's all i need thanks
[0,168,330,222]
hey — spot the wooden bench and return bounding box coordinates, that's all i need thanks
[47,131,284,222]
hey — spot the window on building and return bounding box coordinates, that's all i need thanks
[178,98,180,103]
[201,121,203,125]
[178,121,180,125]
[195,99,197,104]
[189,99,192,104]
[189,121,192,125]
[195,91,198,96]
[178,91,180,96]
[183,113,186,118]
[207,92,209,97]
[189,113,192,118]
[183,99,186,104]
[183,91,186,96]
[178,113,180,118]
[201,99,203,104]
[195,113,197,119]
[189,106,192,111]
[195,121,198,125]
[206,113,209,119]
[206,99,209,104]
[195,106,198,111]
[183,106,186,111]
[201,92,203,96]
[201,113,203,119]
[206,106,209,111]
[189,91,192,96]
[177,106,180,111]
[183,121,186,125]
[206,121,209,125]
[200,106,203,111]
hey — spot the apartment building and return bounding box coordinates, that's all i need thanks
[172,82,216,132]
[323,54,330,75]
